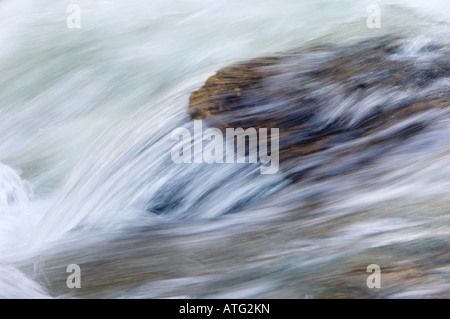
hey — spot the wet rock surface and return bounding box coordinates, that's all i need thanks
[189,36,450,182]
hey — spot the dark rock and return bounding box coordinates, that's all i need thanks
[189,36,450,182]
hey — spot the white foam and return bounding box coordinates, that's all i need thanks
[0,163,32,212]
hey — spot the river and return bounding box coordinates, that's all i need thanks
[0,0,449,298]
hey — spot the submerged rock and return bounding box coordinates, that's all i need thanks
[189,36,450,182]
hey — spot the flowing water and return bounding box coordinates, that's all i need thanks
[0,0,449,298]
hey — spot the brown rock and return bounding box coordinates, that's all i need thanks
[188,36,450,181]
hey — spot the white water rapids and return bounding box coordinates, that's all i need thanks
[0,0,449,298]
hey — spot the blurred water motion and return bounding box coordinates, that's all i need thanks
[0,0,449,298]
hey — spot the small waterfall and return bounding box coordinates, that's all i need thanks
[33,79,285,247]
